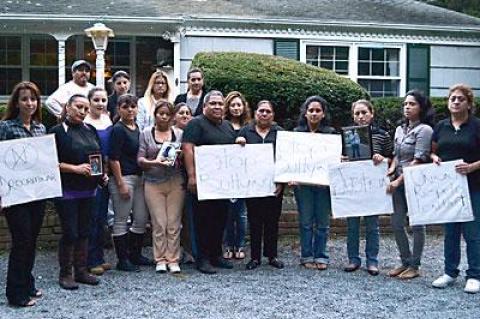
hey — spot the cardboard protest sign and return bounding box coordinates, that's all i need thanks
[195,144,275,200]
[0,135,62,207]
[275,131,341,185]
[329,160,393,218]
[403,160,474,226]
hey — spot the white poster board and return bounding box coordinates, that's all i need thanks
[195,144,275,200]
[328,160,393,218]
[275,131,342,185]
[0,135,62,207]
[403,160,474,226]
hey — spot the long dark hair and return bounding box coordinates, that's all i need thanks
[297,95,329,128]
[404,90,435,127]
[4,81,42,122]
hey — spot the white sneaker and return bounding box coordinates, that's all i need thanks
[155,263,167,273]
[168,263,181,273]
[432,274,456,288]
[464,279,480,294]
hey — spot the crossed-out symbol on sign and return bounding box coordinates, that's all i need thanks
[3,143,38,171]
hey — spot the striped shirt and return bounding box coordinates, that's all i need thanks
[371,124,393,158]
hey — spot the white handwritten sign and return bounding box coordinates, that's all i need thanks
[275,131,342,185]
[0,135,62,207]
[328,160,393,218]
[195,144,275,200]
[403,160,474,226]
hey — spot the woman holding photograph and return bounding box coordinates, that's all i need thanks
[430,84,480,294]
[387,90,434,280]
[109,94,152,272]
[1,82,46,306]
[138,101,185,273]
[236,100,284,270]
[344,100,393,276]
[292,96,336,271]
[50,94,108,290]
[84,87,113,276]
[137,71,173,130]
[223,91,251,260]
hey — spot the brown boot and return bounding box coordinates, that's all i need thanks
[58,241,79,290]
[74,239,99,286]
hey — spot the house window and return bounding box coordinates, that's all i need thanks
[0,36,22,95]
[29,35,58,95]
[357,48,400,97]
[84,38,131,83]
[306,46,349,75]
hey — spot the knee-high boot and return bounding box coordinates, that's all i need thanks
[73,239,99,285]
[58,241,79,290]
[113,234,139,272]
[128,231,154,266]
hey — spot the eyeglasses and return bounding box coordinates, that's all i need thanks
[449,96,466,103]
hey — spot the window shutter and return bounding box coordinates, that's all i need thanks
[274,39,299,60]
[407,44,430,95]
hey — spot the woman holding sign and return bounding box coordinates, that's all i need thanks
[51,94,108,290]
[223,91,251,260]
[344,100,393,276]
[386,90,434,280]
[430,84,480,294]
[0,82,46,307]
[138,101,184,274]
[236,100,285,270]
[292,96,336,271]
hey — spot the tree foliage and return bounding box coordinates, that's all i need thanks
[421,0,480,17]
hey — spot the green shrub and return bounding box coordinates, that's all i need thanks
[0,103,57,130]
[372,97,480,134]
[191,52,369,129]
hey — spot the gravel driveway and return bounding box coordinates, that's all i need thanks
[0,234,479,319]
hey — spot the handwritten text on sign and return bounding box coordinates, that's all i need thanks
[328,160,393,218]
[275,131,341,185]
[403,160,473,226]
[195,144,275,200]
[0,135,62,207]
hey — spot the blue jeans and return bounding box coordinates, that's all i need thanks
[88,186,109,268]
[444,190,480,280]
[294,185,331,264]
[224,199,247,249]
[346,216,379,267]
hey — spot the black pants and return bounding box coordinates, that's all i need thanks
[192,198,229,262]
[55,197,94,246]
[5,200,46,304]
[246,195,283,261]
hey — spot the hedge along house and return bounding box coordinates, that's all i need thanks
[1,0,480,101]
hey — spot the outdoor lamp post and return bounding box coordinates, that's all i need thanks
[84,23,114,89]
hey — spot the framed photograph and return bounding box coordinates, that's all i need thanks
[157,142,181,166]
[341,125,373,161]
[89,154,103,176]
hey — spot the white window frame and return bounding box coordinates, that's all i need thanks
[300,40,407,97]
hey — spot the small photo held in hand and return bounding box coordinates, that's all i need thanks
[341,125,373,161]
[157,142,181,166]
[89,154,103,176]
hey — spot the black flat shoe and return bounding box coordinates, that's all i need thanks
[197,260,217,274]
[268,258,284,269]
[211,257,234,269]
[246,259,260,270]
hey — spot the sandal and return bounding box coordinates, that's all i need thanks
[316,263,328,271]
[30,288,43,298]
[302,262,317,270]
[9,297,36,307]
[234,248,246,259]
[223,248,233,259]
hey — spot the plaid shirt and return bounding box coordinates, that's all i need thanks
[0,117,46,141]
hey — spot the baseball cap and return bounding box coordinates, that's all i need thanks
[71,60,92,72]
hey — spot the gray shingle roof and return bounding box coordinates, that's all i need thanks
[2,0,480,28]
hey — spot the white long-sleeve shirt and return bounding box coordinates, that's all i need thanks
[45,81,95,117]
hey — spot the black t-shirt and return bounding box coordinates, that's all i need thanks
[183,115,236,146]
[433,116,480,190]
[109,121,142,176]
[50,121,101,192]
[238,122,284,149]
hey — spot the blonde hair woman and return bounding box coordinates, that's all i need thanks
[137,70,173,130]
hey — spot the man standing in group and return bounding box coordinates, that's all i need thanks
[174,67,206,116]
[182,90,236,274]
[45,60,95,119]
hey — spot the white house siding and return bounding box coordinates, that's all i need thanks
[179,36,273,92]
[430,46,480,97]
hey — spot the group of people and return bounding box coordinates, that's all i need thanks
[1,59,479,308]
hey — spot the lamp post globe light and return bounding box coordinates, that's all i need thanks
[84,23,114,89]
